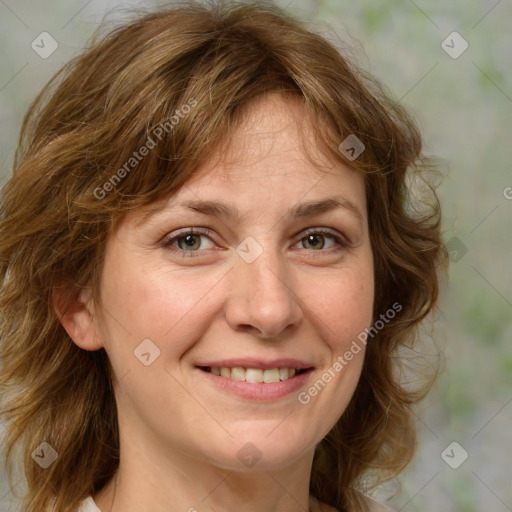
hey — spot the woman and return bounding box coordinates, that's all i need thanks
[0,2,447,511]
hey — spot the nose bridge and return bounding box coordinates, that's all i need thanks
[226,238,302,338]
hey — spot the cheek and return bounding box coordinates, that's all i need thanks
[100,253,224,355]
[308,267,374,351]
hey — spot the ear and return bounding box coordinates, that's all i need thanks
[52,282,103,351]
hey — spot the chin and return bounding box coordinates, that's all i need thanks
[208,428,316,472]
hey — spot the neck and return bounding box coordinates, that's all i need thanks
[93,444,317,512]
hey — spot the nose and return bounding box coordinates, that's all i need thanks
[225,246,303,339]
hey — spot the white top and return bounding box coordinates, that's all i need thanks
[77,495,394,511]
[77,497,101,512]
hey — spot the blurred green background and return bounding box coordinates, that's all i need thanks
[1,1,510,510]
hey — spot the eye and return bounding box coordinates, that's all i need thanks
[161,227,350,259]
[293,228,349,253]
[161,228,216,257]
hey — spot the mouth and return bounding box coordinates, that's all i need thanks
[197,365,310,383]
[194,358,315,401]
[194,362,314,401]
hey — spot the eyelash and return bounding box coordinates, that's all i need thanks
[161,227,351,258]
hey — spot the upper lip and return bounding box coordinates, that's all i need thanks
[195,358,314,370]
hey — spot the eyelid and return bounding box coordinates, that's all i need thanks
[161,226,351,258]
[297,227,351,248]
[160,227,215,248]
[162,227,214,240]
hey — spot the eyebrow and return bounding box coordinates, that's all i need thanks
[174,195,365,225]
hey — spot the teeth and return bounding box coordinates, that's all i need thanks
[263,368,280,383]
[246,368,264,383]
[206,366,301,383]
[230,367,246,381]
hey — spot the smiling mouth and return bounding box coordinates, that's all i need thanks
[197,366,310,383]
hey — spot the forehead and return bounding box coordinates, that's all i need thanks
[186,93,364,197]
[133,92,367,226]
[196,92,334,179]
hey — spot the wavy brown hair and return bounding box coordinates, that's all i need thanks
[0,2,448,511]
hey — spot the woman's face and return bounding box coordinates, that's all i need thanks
[84,93,374,472]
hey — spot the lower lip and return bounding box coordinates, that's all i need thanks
[195,367,313,401]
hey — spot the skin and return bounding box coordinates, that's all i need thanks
[56,93,375,512]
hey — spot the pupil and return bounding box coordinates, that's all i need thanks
[307,234,323,249]
[184,235,199,249]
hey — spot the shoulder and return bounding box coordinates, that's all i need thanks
[77,497,102,512]
[309,494,396,512]
[309,495,340,512]
[46,496,101,512]
[77,496,395,512]
[364,495,396,512]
